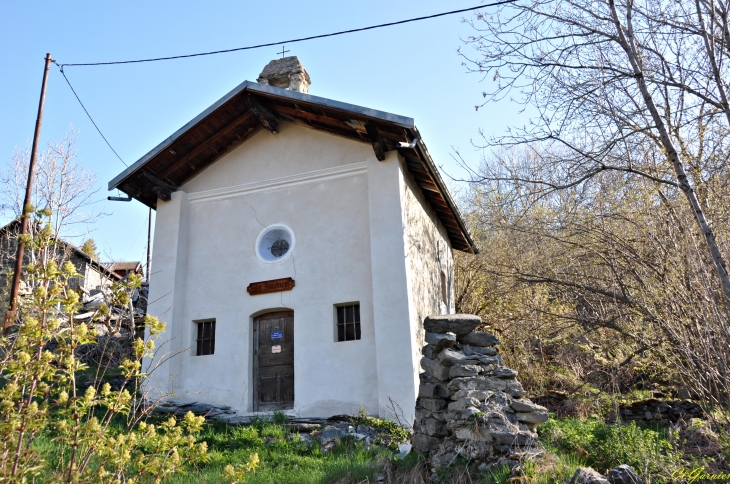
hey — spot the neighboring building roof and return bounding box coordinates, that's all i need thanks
[104,261,142,272]
[0,219,122,281]
[108,81,477,253]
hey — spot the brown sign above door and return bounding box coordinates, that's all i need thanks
[247,277,295,296]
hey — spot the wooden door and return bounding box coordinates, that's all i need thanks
[253,311,294,411]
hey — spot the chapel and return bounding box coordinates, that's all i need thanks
[108,57,477,423]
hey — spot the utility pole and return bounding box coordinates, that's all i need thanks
[4,53,53,333]
[146,207,152,282]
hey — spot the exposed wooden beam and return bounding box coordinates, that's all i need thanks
[410,171,437,186]
[274,104,364,135]
[432,211,461,228]
[242,94,279,134]
[365,121,388,161]
[141,171,178,202]
[160,112,254,178]
[406,166,433,179]
[177,125,262,186]
[417,183,442,193]
[422,190,448,203]
[274,104,409,147]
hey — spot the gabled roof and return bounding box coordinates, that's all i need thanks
[105,261,142,272]
[109,81,477,253]
[0,219,122,280]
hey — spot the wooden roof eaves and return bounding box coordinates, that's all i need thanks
[108,81,415,192]
[406,128,479,254]
[108,80,255,192]
[107,81,477,253]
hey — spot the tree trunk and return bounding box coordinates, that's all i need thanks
[609,0,730,302]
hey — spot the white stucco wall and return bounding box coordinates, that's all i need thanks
[147,122,381,417]
[400,156,455,351]
[144,121,454,424]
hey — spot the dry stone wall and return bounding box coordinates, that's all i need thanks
[413,314,548,469]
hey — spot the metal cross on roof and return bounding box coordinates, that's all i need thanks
[279,46,290,58]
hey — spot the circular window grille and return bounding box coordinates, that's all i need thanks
[256,225,295,263]
[270,239,290,257]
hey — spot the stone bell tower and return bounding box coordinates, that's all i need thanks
[257,56,311,94]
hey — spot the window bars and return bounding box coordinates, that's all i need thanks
[196,319,216,356]
[336,304,361,342]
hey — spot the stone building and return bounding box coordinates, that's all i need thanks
[108,57,477,423]
[0,219,121,310]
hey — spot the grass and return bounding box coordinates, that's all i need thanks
[28,403,725,483]
[29,411,416,484]
[476,417,689,484]
[164,418,387,484]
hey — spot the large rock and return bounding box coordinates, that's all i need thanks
[462,344,498,357]
[458,331,500,347]
[505,379,527,397]
[448,376,508,394]
[419,383,449,398]
[607,465,641,484]
[185,403,216,415]
[450,364,481,378]
[424,314,481,335]
[422,345,440,359]
[412,433,441,452]
[421,357,451,381]
[447,397,481,411]
[320,426,347,443]
[567,467,610,484]
[494,368,518,379]
[516,411,549,424]
[425,332,457,349]
[418,398,447,412]
[451,389,491,400]
[510,399,547,413]
[438,348,476,367]
[419,418,447,437]
[454,427,492,442]
[491,430,536,445]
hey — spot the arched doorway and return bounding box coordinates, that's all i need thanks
[252,311,294,411]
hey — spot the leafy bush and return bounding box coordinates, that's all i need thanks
[0,208,212,483]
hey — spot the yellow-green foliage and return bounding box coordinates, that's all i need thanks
[0,209,209,483]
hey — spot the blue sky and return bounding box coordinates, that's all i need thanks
[0,1,525,263]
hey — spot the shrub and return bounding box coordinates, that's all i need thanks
[0,208,212,483]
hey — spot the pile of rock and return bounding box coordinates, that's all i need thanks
[153,400,412,455]
[310,422,411,456]
[155,399,243,422]
[412,314,549,469]
[568,465,642,484]
[619,398,705,424]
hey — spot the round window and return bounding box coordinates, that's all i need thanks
[256,225,295,263]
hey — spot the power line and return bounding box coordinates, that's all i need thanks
[52,1,516,169]
[58,1,516,68]
[54,63,128,167]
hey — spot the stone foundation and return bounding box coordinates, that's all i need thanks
[412,314,548,469]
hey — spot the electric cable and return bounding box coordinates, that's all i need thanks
[52,1,516,169]
[57,1,516,68]
[54,63,128,166]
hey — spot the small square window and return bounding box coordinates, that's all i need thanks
[196,319,216,356]
[336,304,361,342]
